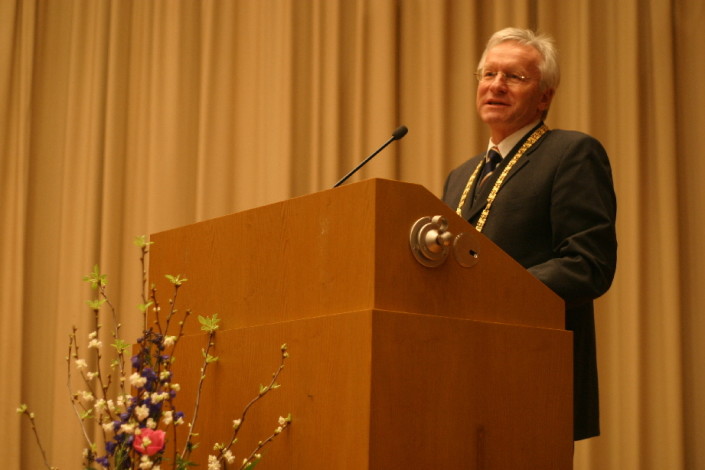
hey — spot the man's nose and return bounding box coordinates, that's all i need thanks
[488,75,509,92]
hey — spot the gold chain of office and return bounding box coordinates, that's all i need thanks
[455,124,549,232]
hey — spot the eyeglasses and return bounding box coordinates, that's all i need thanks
[474,70,534,86]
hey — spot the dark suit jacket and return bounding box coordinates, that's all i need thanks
[443,124,617,440]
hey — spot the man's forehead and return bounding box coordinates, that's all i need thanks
[484,42,541,67]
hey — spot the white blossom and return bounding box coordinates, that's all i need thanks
[223,450,235,464]
[232,419,241,429]
[75,359,88,369]
[162,410,173,425]
[163,335,177,347]
[120,422,136,434]
[151,392,169,404]
[139,455,153,469]
[135,404,150,421]
[87,338,103,349]
[207,455,221,470]
[129,372,147,388]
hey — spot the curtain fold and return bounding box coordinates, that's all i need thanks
[675,1,705,468]
[1,0,35,466]
[2,1,703,468]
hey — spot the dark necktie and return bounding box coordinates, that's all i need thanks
[478,146,502,188]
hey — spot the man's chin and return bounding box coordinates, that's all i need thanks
[479,112,510,125]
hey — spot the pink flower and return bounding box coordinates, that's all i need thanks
[133,428,166,456]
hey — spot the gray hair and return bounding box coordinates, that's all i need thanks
[478,27,560,91]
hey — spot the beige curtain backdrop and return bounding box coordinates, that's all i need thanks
[2,0,703,468]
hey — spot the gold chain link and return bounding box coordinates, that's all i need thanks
[455,124,549,232]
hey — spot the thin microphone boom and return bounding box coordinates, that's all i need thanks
[332,125,408,188]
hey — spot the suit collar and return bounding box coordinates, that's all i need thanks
[489,120,542,158]
[465,124,550,221]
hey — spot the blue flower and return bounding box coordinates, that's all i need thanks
[141,367,158,391]
[105,440,117,455]
[148,401,163,417]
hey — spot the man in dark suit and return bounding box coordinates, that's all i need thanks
[442,28,617,441]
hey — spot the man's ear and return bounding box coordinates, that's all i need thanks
[539,87,555,112]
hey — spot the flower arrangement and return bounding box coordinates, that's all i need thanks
[18,236,291,470]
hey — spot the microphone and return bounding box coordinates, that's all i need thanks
[332,125,408,188]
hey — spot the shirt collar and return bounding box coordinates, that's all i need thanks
[486,120,541,158]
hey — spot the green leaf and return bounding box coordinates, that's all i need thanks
[86,298,106,310]
[244,456,262,470]
[83,265,107,289]
[133,235,154,248]
[113,445,130,468]
[198,313,220,333]
[165,274,188,286]
[111,339,130,354]
[175,455,198,469]
[201,348,219,364]
[138,301,154,313]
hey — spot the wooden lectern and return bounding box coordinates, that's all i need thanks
[149,178,573,470]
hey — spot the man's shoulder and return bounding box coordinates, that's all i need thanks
[543,128,604,147]
[538,128,608,160]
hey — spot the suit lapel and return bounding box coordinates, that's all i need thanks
[465,132,548,222]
